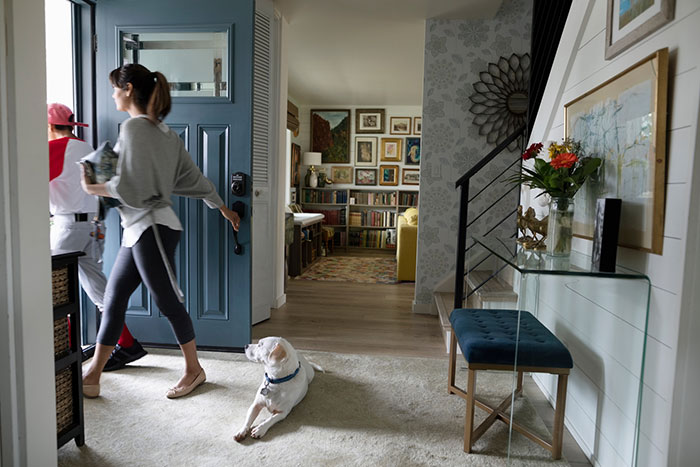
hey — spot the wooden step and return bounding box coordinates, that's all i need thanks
[434,292,461,355]
[466,270,518,307]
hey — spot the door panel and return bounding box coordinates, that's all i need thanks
[97,0,253,349]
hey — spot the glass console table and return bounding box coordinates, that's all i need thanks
[468,236,651,466]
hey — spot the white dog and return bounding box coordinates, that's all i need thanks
[234,336,322,441]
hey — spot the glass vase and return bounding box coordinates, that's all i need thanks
[546,197,574,257]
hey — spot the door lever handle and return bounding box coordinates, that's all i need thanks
[231,201,245,255]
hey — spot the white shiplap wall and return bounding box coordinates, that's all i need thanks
[293,104,423,190]
[524,0,700,466]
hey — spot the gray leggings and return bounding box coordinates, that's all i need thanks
[97,225,195,346]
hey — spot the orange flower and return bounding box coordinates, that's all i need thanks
[550,152,578,169]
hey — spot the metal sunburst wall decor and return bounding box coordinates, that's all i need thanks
[469,53,530,149]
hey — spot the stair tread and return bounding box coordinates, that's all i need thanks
[434,292,453,328]
[466,270,518,301]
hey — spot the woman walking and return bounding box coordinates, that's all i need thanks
[80,63,240,399]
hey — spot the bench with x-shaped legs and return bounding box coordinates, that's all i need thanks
[448,308,573,459]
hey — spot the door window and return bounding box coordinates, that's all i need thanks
[120,30,229,98]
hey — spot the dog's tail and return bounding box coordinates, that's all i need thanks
[309,361,325,373]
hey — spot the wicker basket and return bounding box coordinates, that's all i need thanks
[55,367,74,434]
[53,318,70,358]
[52,267,70,307]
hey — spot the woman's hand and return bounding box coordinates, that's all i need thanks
[79,164,111,197]
[220,205,240,231]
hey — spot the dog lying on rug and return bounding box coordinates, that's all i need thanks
[234,336,323,441]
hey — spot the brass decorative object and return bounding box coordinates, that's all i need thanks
[517,205,548,251]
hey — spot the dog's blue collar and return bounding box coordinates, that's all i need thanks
[265,362,301,385]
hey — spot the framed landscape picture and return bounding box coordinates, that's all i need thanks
[354,136,378,167]
[413,117,421,135]
[380,137,401,161]
[331,166,353,184]
[565,48,668,254]
[355,168,377,186]
[405,137,421,165]
[355,109,385,134]
[402,168,420,185]
[389,117,411,135]
[605,0,675,60]
[311,109,350,163]
[379,165,399,186]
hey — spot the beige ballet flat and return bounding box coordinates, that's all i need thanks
[83,383,100,398]
[166,369,206,399]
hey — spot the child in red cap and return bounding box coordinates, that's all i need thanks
[48,102,147,371]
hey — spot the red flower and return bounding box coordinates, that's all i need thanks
[550,152,578,169]
[522,142,543,160]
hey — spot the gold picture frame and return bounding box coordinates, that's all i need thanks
[379,165,399,186]
[380,137,402,161]
[565,48,668,254]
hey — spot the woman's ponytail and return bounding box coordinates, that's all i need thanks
[148,71,171,121]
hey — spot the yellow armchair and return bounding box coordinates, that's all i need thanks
[397,208,418,281]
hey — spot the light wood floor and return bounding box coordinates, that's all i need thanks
[252,276,446,358]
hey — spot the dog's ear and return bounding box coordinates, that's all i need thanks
[269,343,287,363]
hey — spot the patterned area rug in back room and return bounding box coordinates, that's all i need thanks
[297,256,397,284]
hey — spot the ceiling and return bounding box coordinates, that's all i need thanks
[274,0,503,106]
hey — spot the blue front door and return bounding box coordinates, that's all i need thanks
[96,0,253,349]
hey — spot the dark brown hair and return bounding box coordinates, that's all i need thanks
[109,63,171,121]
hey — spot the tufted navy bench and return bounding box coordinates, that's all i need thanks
[448,308,573,459]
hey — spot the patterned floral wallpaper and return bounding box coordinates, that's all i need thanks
[414,0,532,308]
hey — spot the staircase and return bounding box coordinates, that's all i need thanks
[436,0,573,353]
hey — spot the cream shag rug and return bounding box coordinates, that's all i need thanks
[58,349,568,467]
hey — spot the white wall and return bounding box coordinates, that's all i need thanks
[0,0,58,465]
[294,105,423,190]
[525,0,700,465]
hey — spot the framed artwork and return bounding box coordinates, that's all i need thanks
[405,137,421,165]
[355,168,377,186]
[413,117,422,135]
[380,137,401,162]
[354,136,378,167]
[565,48,668,254]
[605,0,675,60]
[355,109,385,134]
[311,109,350,163]
[290,143,301,187]
[389,117,411,135]
[379,165,399,186]
[330,166,353,184]
[402,168,420,185]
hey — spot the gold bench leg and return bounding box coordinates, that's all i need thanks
[552,374,568,460]
[464,369,476,452]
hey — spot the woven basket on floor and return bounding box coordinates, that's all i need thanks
[52,267,70,307]
[53,318,69,358]
[55,367,74,434]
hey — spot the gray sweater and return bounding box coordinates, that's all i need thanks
[106,116,224,227]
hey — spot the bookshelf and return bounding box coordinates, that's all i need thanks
[301,187,419,253]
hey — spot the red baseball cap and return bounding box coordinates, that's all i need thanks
[47,103,88,127]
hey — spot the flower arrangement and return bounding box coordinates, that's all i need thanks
[511,138,602,198]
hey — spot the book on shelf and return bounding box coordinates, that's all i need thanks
[349,190,396,206]
[333,231,347,247]
[304,208,346,226]
[348,229,396,249]
[348,210,395,227]
[302,189,347,204]
[399,191,419,206]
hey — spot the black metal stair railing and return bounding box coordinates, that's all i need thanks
[453,125,527,311]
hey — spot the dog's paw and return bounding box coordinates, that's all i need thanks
[233,428,249,442]
[250,425,268,439]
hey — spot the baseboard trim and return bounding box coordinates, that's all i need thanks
[412,301,435,315]
[273,294,286,309]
